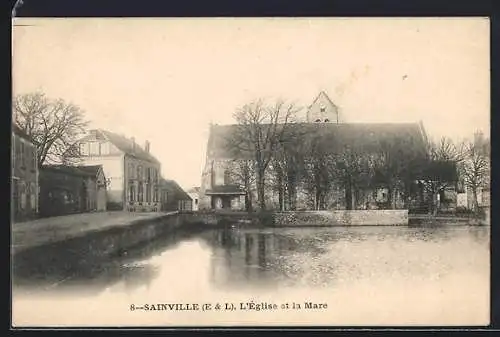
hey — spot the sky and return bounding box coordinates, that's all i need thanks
[12,18,490,190]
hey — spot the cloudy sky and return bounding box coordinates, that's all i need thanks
[12,18,490,189]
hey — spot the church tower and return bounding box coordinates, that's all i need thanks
[306,91,340,123]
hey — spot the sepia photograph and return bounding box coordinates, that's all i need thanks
[11,17,490,327]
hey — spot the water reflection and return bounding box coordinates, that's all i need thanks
[201,226,490,290]
[12,227,204,297]
[13,225,489,298]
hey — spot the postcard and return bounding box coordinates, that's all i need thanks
[11,17,490,328]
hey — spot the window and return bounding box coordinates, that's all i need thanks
[80,143,89,156]
[20,142,25,167]
[137,165,143,180]
[138,182,144,202]
[224,169,231,185]
[146,167,151,181]
[89,142,100,155]
[315,119,321,123]
[30,147,36,169]
[12,136,16,164]
[129,163,135,179]
[153,185,159,202]
[195,199,198,205]
[128,182,135,202]
[146,183,151,202]
[320,106,326,112]
[100,142,110,155]
[324,119,330,122]
[19,183,26,209]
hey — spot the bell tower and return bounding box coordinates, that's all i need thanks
[306,91,340,123]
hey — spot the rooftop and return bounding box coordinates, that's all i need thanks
[206,122,429,160]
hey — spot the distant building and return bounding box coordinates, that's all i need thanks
[187,187,200,211]
[306,91,341,123]
[39,164,107,217]
[160,179,193,211]
[200,91,429,211]
[11,124,39,222]
[71,129,161,212]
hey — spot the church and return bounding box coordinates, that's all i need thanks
[199,91,430,211]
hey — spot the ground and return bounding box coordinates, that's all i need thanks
[11,211,174,254]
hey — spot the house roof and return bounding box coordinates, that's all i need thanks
[206,122,429,160]
[160,178,192,201]
[40,164,102,177]
[12,124,33,142]
[82,129,160,164]
[75,165,105,177]
[187,187,201,194]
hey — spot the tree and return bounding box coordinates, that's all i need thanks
[459,132,490,214]
[228,99,299,211]
[13,92,89,165]
[371,136,428,210]
[227,159,256,212]
[302,130,333,210]
[331,146,373,210]
[419,136,463,214]
[269,124,307,211]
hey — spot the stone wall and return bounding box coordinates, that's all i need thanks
[273,210,409,226]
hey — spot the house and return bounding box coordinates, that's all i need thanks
[200,91,430,211]
[71,129,161,212]
[187,187,201,211]
[11,124,39,222]
[159,179,193,211]
[38,164,107,217]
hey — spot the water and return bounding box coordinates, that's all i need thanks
[12,225,490,327]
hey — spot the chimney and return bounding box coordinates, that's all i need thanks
[131,137,136,152]
[145,140,150,153]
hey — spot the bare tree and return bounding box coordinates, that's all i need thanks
[269,125,307,211]
[227,159,256,212]
[459,132,490,214]
[372,136,428,210]
[430,136,466,163]
[228,99,299,211]
[13,92,89,165]
[302,132,333,210]
[418,136,463,214]
[331,147,373,210]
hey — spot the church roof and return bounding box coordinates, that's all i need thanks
[206,122,429,160]
[307,90,337,109]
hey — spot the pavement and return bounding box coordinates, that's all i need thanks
[11,211,176,254]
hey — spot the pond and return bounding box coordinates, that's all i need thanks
[12,225,490,327]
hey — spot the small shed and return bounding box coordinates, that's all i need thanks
[39,164,107,217]
[159,179,192,211]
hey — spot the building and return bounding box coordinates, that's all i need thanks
[11,124,39,222]
[71,129,161,212]
[187,187,201,211]
[159,179,193,211]
[200,91,430,211]
[38,164,107,217]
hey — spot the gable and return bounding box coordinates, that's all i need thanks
[75,131,122,156]
[307,91,339,123]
